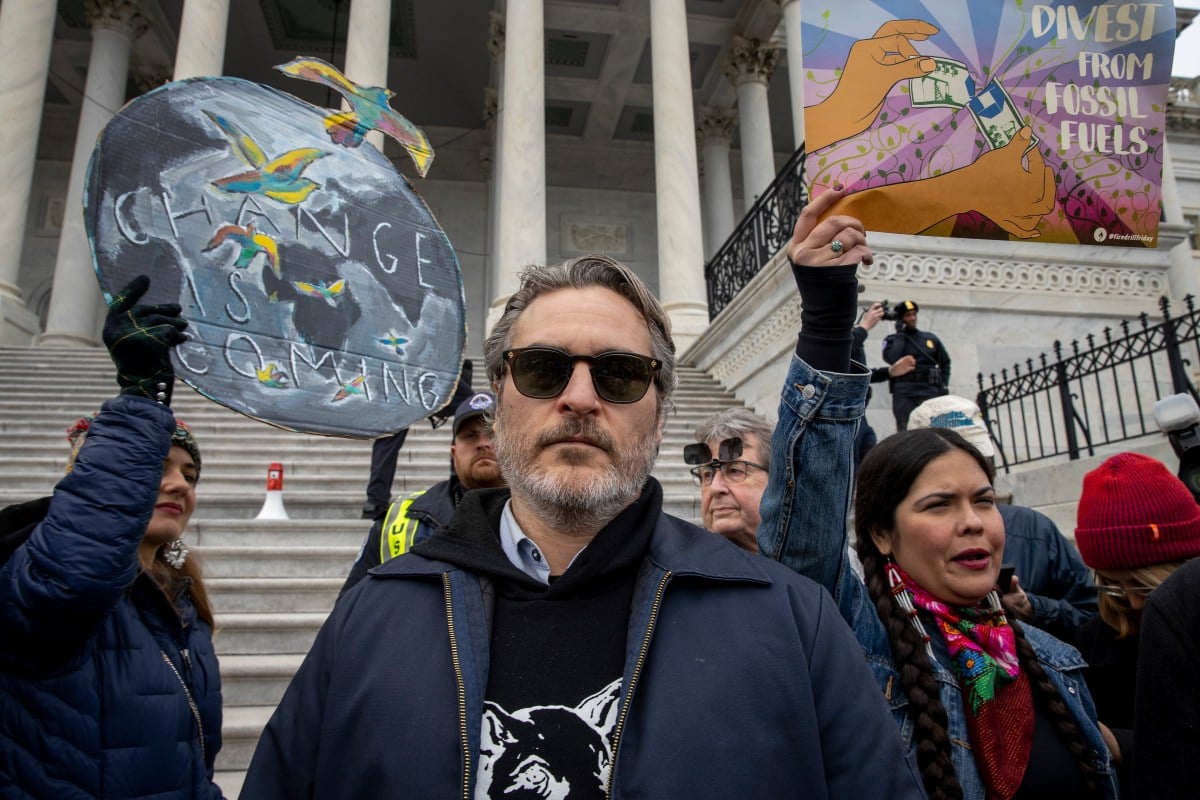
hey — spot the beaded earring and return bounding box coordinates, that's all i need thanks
[162,539,189,569]
[884,557,935,660]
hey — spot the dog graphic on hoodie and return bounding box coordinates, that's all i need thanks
[477,680,623,799]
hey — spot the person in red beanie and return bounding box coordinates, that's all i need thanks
[1071,451,1200,798]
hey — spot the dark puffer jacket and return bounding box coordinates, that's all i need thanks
[0,395,224,799]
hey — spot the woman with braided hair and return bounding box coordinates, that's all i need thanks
[763,420,1119,800]
[758,196,1116,799]
[846,428,1115,799]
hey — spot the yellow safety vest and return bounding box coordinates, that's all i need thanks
[380,490,428,562]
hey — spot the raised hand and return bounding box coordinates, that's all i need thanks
[860,303,885,331]
[787,188,874,269]
[102,275,189,405]
[807,20,940,151]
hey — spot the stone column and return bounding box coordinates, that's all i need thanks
[725,36,779,212]
[489,0,546,333]
[172,0,230,80]
[40,0,148,347]
[651,0,709,350]
[0,0,56,343]
[344,0,392,152]
[1161,140,1200,300]
[484,11,506,323]
[697,107,737,259]
[776,0,805,151]
[482,88,500,312]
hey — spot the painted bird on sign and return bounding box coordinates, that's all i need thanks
[255,362,290,389]
[203,221,281,276]
[204,110,326,204]
[333,374,367,402]
[377,332,410,356]
[275,57,435,178]
[292,278,346,307]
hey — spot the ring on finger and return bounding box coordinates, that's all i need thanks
[830,240,845,254]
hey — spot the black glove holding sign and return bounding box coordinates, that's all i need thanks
[102,275,188,406]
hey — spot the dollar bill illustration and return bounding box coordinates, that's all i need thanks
[967,79,1039,152]
[910,57,974,109]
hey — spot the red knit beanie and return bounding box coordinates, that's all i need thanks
[1075,452,1200,570]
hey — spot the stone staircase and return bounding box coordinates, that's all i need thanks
[0,345,745,797]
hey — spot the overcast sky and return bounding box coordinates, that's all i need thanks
[1177,1,1200,78]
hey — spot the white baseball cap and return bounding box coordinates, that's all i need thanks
[907,395,996,458]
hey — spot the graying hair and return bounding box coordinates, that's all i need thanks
[484,255,677,407]
[693,407,774,470]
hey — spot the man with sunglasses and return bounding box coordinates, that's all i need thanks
[244,189,922,799]
[685,408,774,552]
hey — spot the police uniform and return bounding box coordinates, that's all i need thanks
[361,361,475,519]
[881,301,951,430]
[340,476,461,597]
[342,390,498,597]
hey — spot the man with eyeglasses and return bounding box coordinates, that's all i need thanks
[244,190,923,799]
[685,408,774,552]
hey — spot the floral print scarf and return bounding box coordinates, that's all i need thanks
[888,560,1034,800]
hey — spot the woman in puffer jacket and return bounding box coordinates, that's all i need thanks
[0,276,224,799]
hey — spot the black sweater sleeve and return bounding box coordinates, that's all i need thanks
[791,263,859,373]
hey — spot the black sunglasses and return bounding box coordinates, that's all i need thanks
[683,437,744,465]
[503,346,661,404]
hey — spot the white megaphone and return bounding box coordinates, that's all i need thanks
[255,462,289,520]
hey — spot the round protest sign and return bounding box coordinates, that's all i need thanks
[84,75,465,437]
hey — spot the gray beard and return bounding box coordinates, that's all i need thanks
[495,411,659,535]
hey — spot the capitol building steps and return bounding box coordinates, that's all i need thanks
[0,346,749,796]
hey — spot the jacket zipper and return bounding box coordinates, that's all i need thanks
[605,570,671,800]
[443,573,471,800]
[159,649,207,765]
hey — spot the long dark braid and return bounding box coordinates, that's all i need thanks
[1008,619,1100,794]
[855,429,979,799]
[861,549,964,800]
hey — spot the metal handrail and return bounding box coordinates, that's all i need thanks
[977,295,1200,471]
[703,146,807,319]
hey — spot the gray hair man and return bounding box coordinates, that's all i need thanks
[688,408,774,552]
[243,252,924,799]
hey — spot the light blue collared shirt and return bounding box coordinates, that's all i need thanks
[499,501,583,584]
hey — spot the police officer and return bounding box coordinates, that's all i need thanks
[881,300,950,430]
[341,390,506,595]
[361,361,475,519]
[852,302,915,461]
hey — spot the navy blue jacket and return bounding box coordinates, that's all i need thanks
[998,503,1097,640]
[0,396,224,799]
[882,327,951,398]
[244,485,925,799]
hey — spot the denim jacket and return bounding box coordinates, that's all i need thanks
[758,356,1118,800]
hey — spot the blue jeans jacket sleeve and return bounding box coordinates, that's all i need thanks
[758,354,867,605]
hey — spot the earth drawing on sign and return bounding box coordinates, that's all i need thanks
[83,74,466,437]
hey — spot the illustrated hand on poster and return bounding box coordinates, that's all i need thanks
[832,125,1056,239]
[806,20,940,152]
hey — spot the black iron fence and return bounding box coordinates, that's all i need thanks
[704,146,807,320]
[976,295,1200,472]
